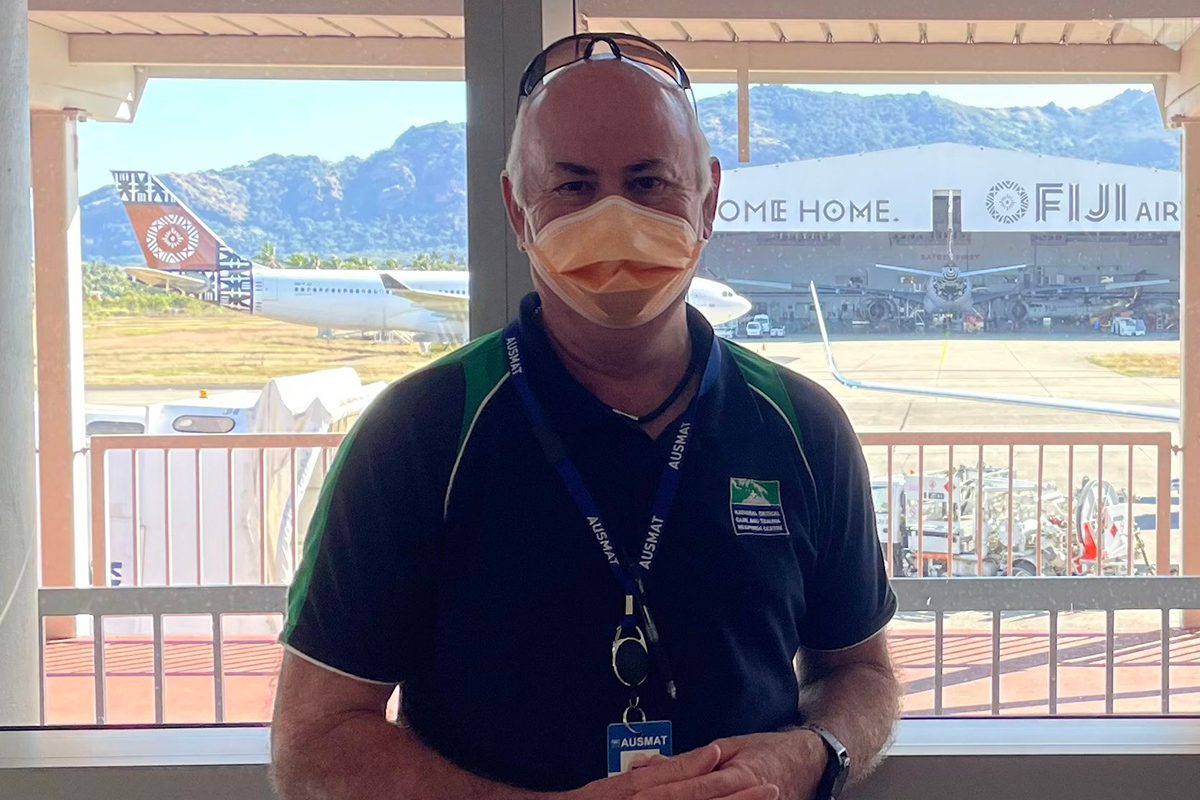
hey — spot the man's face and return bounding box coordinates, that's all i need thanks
[503,60,720,246]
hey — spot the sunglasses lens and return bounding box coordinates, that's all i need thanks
[607,36,682,83]
[613,636,649,687]
[522,34,689,97]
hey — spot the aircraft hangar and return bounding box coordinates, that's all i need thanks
[702,143,1182,329]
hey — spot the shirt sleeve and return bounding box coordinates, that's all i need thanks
[279,369,461,684]
[795,392,897,652]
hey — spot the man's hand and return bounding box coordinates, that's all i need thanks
[562,743,780,800]
[711,731,825,800]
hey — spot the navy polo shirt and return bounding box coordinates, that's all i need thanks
[281,292,896,791]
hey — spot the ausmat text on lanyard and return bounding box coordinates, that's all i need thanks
[502,319,722,775]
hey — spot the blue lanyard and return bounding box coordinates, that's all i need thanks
[502,319,721,699]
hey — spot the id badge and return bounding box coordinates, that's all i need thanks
[606,720,673,776]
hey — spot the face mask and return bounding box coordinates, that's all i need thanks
[525,195,706,329]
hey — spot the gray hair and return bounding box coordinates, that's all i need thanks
[504,65,713,207]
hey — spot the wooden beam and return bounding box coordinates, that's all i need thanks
[672,41,1181,77]
[580,0,1200,21]
[30,0,460,13]
[68,32,463,68]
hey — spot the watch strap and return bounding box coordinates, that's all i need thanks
[799,724,850,800]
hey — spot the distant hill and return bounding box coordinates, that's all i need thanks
[82,87,1180,262]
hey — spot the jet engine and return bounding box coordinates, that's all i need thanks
[1007,298,1029,322]
[859,296,897,324]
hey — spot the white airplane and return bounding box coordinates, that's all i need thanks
[732,219,1171,324]
[112,170,753,339]
[808,282,1180,423]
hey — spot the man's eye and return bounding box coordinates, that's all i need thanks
[557,181,591,193]
[631,177,664,191]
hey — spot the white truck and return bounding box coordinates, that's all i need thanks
[1111,317,1146,336]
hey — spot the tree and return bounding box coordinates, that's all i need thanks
[322,255,342,270]
[255,241,277,267]
[383,258,401,270]
[283,253,308,268]
[342,256,377,270]
[408,251,465,271]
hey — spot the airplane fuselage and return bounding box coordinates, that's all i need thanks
[924,266,975,315]
[251,267,751,336]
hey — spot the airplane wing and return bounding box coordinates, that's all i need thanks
[959,264,1027,278]
[124,266,210,294]
[1040,279,1173,293]
[808,281,1180,422]
[379,273,469,316]
[975,279,1173,298]
[725,278,920,301]
[874,263,943,277]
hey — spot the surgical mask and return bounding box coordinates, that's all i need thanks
[524,195,706,329]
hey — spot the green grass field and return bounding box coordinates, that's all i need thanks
[1086,352,1180,378]
[84,312,439,387]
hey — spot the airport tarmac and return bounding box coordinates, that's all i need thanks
[86,334,1181,433]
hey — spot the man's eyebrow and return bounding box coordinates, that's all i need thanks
[625,159,665,173]
[553,162,596,176]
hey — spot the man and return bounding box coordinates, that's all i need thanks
[272,34,900,800]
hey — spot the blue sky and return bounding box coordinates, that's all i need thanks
[76,79,1149,195]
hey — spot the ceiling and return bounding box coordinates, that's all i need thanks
[23,2,1200,122]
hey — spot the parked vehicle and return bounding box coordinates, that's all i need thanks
[1112,317,1146,336]
[769,326,786,338]
[745,321,763,338]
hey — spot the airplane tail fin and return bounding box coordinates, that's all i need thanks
[112,170,255,313]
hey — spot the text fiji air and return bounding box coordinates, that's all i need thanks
[1035,182,1178,223]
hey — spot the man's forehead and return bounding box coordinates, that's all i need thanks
[522,62,694,172]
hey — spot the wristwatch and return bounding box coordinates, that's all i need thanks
[799,724,850,800]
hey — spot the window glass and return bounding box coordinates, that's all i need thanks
[30,6,467,729]
[637,36,1185,719]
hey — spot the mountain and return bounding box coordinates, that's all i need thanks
[81,88,1179,263]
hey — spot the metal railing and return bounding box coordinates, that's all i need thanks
[858,432,1176,579]
[38,578,1200,725]
[87,430,1178,588]
[88,433,345,588]
[58,429,1185,726]
[39,585,287,725]
[893,577,1200,716]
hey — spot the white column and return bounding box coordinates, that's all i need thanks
[0,0,40,724]
[464,0,575,337]
[31,109,87,641]
[1181,120,1200,585]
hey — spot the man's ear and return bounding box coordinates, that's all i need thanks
[701,156,721,240]
[500,171,528,251]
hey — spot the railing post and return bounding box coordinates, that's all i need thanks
[1157,435,1174,576]
[90,445,109,587]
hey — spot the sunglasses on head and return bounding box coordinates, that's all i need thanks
[518,33,695,111]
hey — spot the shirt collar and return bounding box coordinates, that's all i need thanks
[515,292,719,435]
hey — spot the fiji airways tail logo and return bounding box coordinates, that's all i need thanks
[145,214,200,263]
[985,180,1030,224]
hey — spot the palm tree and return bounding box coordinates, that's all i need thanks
[255,242,277,267]
[284,253,308,269]
[305,252,321,269]
[322,255,342,270]
[383,258,400,271]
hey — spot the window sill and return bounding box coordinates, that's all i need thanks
[2,718,1198,770]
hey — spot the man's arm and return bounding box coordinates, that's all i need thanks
[796,631,901,784]
[271,652,539,800]
[708,633,899,800]
[271,652,779,800]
